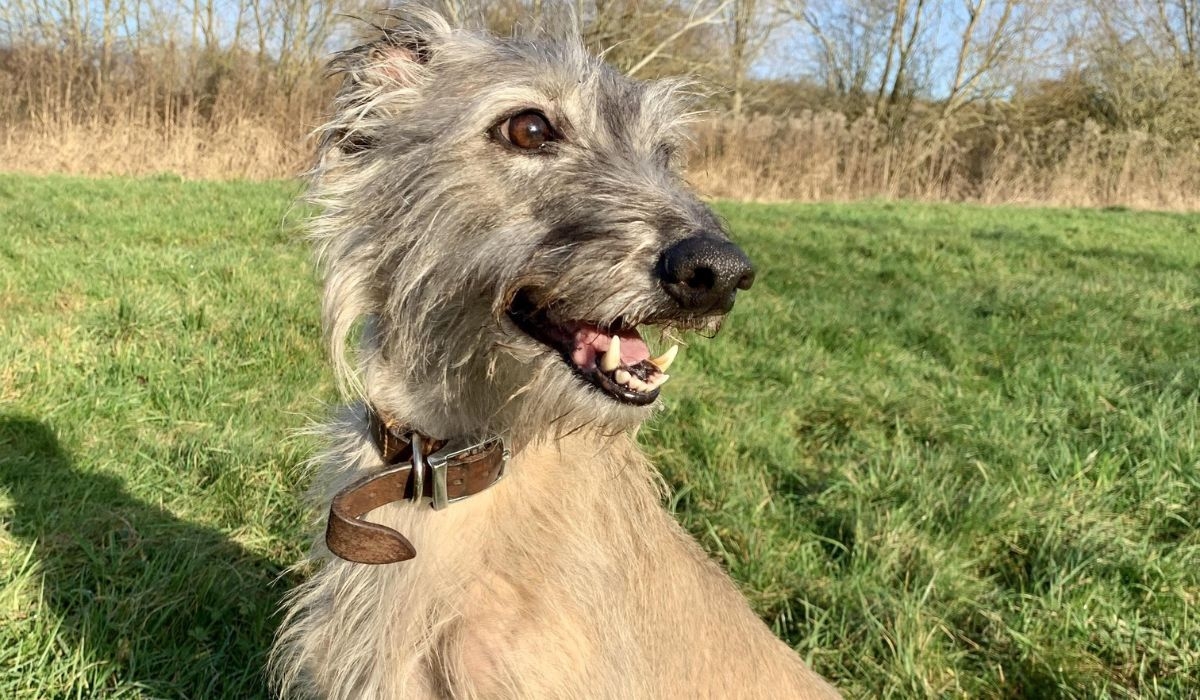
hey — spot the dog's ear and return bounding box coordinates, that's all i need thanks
[356,30,431,88]
[323,8,455,155]
[338,32,430,92]
[340,5,456,90]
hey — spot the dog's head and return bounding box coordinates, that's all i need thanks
[312,7,754,442]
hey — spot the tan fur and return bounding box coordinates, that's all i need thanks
[271,7,840,698]
[274,408,839,699]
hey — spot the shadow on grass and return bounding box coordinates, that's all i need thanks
[0,415,290,698]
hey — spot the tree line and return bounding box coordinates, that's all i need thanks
[2,0,1197,207]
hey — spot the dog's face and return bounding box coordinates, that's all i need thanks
[313,9,753,440]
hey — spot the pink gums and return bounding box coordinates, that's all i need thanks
[570,327,651,369]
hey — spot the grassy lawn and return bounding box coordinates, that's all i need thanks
[1,174,1197,698]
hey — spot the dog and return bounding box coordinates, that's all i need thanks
[270,6,841,698]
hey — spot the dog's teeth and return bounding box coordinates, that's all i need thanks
[628,375,649,392]
[646,373,670,390]
[649,345,679,372]
[601,336,621,372]
[614,369,632,385]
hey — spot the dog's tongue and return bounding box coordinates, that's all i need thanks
[571,327,650,368]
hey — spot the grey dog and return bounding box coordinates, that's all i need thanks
[271,5,840,698]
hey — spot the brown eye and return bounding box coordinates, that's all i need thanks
[502,111,555,151]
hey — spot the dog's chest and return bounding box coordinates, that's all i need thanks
[451,542,649,697]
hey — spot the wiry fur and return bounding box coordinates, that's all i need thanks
[271,7,840,699]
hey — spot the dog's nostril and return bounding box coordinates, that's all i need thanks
[658,235,755,313]
[684,265,717,292]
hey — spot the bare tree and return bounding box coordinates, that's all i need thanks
[939,0,1053,120]
[718,0,784,114]
[788,0,932,120]
[1081,0,1200,138]
[624,0,732,76]
[1092,0,1199,69]
[789,0,893,98]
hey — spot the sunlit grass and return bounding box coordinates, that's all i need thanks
[1,174,1197,697]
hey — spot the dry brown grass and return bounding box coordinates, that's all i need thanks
[4,94,1199,211]
[0,39,324,179]
[5,117,307,180]
[690,115,1200,211]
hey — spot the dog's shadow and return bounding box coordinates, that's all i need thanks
[0,415,291,698]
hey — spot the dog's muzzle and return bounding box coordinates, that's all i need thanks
[325,406,510,565]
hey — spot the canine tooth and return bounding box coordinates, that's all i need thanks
[614,369,632,385]
[647,373,671,389]
[601,336,621,372]
[649,344,679,372]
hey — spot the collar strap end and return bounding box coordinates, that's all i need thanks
[325,405,509,564]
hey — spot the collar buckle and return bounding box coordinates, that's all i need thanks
[422,436,511,510]
[324,405,512,564]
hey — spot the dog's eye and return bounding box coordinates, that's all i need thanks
[500,111,557,151]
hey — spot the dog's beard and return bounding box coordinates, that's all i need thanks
[483,340,658,445]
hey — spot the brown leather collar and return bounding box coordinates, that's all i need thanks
[325,406,509,565]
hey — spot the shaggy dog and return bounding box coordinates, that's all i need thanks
[271,7,840,699]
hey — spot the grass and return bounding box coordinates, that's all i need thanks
[1,174,1197,698]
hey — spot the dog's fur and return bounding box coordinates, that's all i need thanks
[270,7,840,698]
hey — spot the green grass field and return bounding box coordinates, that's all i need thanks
[1,174,1197,698]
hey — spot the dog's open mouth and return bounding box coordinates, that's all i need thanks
[507,290,678,406]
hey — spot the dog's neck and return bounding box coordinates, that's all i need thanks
[323,392,657,565]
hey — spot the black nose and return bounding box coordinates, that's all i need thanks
[657,235,756,314]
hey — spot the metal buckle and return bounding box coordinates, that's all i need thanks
[409,436,426,504]
[426,436,510,511]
